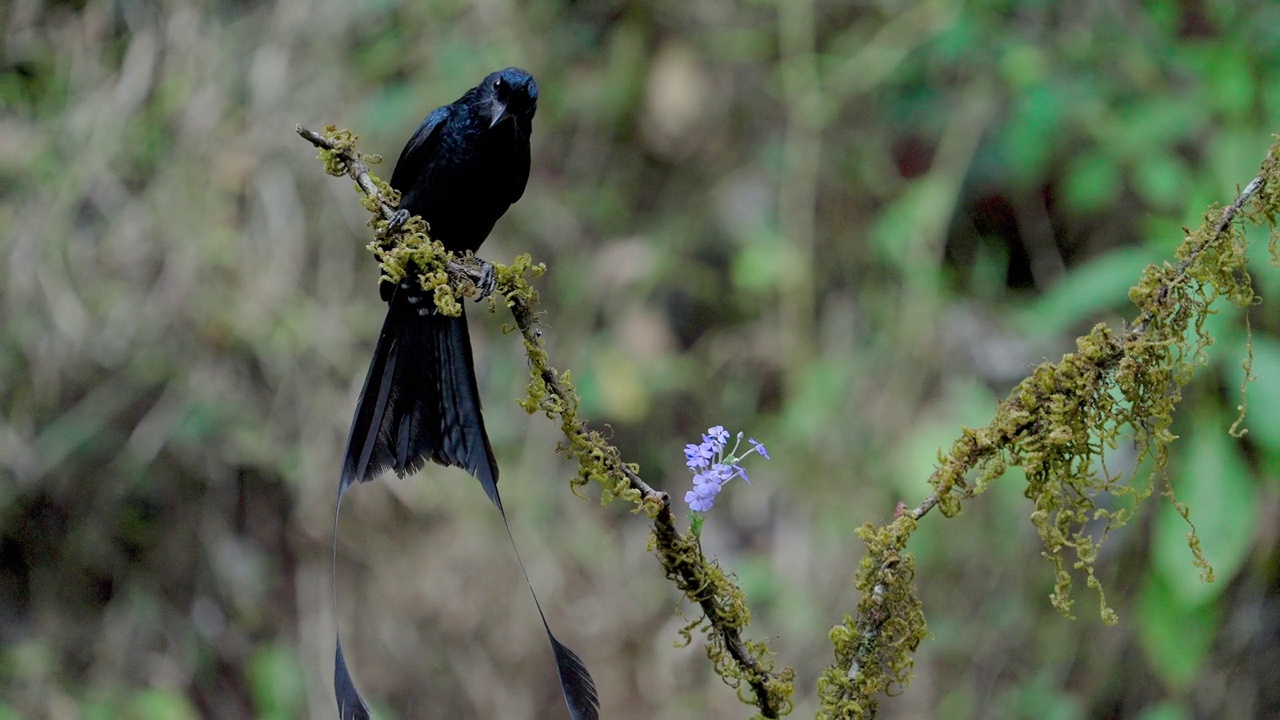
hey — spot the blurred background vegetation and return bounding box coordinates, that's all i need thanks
[3,0,1279,717]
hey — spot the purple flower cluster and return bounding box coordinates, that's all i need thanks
[683,425,770,513]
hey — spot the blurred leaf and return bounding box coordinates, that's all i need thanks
[1143,0,1181,35]
[1109,97,1204,162]
[1000,83,1065,184]
[1141,215,1189,257]
[366,82,421,139]
[1017,245,1165,339]
[967,235,1010,299]
[79,700,121,720]
[1138,700,1193,720]
[705,28,771,63]
[122,690,200,720]
[999,42,1049,89]
[356,26,407,82]
[931,13,977,63]
[1208,130,1270,193]
[731,241,784,292]
[0,703,19,720]
[1062,151,1122,213]
[1200,44,1255,118]
[588,347,650,422]
[248,642,306,719]
[779,358,852,443]
[735,555,779,607]
[1136,571,1217,690]
[868,179,932,271]
[1132,152,1190,209]
[935,687,976,718]
[1249,224,1280,300]
[870,174,958,275]
[996,671,1085,720]
[1262,71,1280,129]
[1151,415,1257,606]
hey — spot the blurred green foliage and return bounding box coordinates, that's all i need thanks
[3,0,1280,717]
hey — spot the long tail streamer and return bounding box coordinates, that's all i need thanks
[332,300,598,719]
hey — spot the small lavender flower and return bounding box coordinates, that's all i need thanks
[685,472,723,512]
[685,491,713,513]
[685,443,712,469]
[682,425,770,519]
[706,425,729,448]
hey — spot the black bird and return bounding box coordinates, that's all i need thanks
[341,67,537,502]
[333,69,599,720]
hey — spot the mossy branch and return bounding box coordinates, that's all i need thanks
[817,138,1280,718]
[297,123,794,718]
[301,120,1278,719]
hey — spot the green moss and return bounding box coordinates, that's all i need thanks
[817,517,926,720]
[653,511,795,717]
[315,125,357,177]
[499,255,793,712]
[818,138,1280,716]
[306,131,795,712]
[497,252,794,713]
[302,123,1280,720]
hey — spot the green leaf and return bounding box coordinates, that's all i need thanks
[122,690,200,720]
[1151,416,1257,606]
[731,240,784,292]
[1136,571,1216,690]
[1203,45,1255,118]
[248,642,306,719]
[1062,151,1122,213]
[780,359,853,443]
[1000,83,1065,185]
[1208,130,1269,194]
[78,700,119,720]
[1138,700,1193,720]
[995,671,1085,720]
[1132,152,1190,209]
[1017,245,1165,339]
[868,176,954,273]
[999,42,1049,89]
[1107,96,1202,162]
[587,346,650,422]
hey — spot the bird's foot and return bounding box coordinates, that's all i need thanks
[387,208,411,231]
[473,258,496,301]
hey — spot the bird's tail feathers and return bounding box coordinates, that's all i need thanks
[338,301,500,505]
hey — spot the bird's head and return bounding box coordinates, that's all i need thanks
[483,67,538,130]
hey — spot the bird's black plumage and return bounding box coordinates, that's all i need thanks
[333,69,599,720]
[340,67,538,500]
[387,68,535,256]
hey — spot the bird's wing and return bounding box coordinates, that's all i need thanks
[389,104,451,193]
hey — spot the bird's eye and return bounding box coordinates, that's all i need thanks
[493,78,503,91]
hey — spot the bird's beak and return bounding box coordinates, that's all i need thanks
[489,99,511,129]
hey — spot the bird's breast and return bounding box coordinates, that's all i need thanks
[401,125,530,254]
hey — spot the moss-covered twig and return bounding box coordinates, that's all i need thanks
[817,139,1280,718]
[297,123,794,718]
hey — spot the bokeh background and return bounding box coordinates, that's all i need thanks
[4,0,1280,718]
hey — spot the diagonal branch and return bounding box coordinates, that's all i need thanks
[297,123,792,718]
[821,143,1280,718]
[899,171,1268,527]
